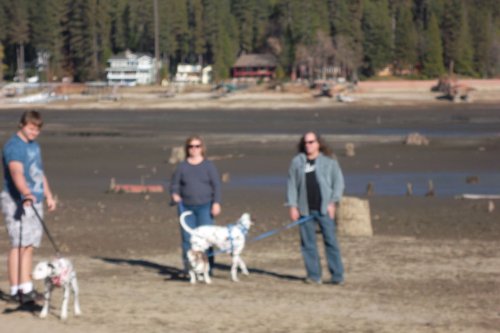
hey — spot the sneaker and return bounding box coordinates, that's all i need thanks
[6,293,19,304]
[19,290,43,304]
[304,278,322,285]
[329,280,345,286]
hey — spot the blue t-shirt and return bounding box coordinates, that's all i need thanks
[2,134,45,202]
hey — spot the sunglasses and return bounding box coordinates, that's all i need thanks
[304,140,317,145]
[188,144,201,148]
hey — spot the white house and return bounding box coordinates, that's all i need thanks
[106,50,159,86]
[175,64,212,84]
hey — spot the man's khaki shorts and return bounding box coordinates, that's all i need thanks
[1,191,43,248]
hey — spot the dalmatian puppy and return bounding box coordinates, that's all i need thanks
[186,249,211,284]
[32,257,81,320]
[180,211,252,282]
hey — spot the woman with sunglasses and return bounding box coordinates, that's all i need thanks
[286,131,345,285]
[170,135,221,275]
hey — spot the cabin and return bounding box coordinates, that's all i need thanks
[175,64,212,84]
[106,50,159,86]
[231,54,277,79]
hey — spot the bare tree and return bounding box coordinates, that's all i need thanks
[334,34,361,79]
[311,30,335,80]
[266,36,282,57]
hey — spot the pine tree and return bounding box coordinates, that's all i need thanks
[441,0,462,74]
[109,0,127,54]
[123,0,154,53]
[232,0,254,53]
[422,13,445,78]
[454,4,475,76]
[393,2,418,74]
[203,0,238,80]
[214,0,238,79]
[172,0,190,62]
[188,0,205,64]
[362,0,392,77]
[468,6,492,77]
[0,0,6,81]
[6,0,29,81]
[29,0,65,81]
[330,0,364,78]
[62,0,97,81]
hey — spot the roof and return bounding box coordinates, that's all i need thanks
[109,50,153,60]
[233,54,277,68]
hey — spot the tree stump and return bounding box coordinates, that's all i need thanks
[169,146,185,164]
[337,197,373,237]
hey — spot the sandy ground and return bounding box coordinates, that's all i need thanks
[0,106,499,332]
[1,78,500,110]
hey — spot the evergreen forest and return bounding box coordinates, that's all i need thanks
[0,0,498,83]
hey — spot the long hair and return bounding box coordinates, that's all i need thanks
[184,135,207,158]
[18,110,43,129]
[297,131,333,157]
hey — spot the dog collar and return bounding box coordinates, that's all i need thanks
[237,223,249,236]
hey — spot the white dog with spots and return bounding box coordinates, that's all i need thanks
[32,257,81,320]
[180,211,252,283]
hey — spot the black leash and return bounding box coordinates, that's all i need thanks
[17,215,23,304]
[30,203,61,257]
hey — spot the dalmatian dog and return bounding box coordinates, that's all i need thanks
[32,257,81,320]
[180,211,252,282]
[186,249,211,284]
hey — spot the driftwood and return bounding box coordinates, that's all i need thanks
[425,180,435,197]
[406,182,413,196]
[109,178,164,193]
[465,176,480,184]
[169,146,185,165]
[405,133,429,146]
[488,201,495,213]
[345,143,356,157]
[366,182,374,196]
[433,76,476,103]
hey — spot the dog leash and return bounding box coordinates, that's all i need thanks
[248,215,314,243]
[27,200,61,257]
[206,216,314,257]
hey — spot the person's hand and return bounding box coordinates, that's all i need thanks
[289,206,300,221]
[22,193,36,207]
[171,193,182,203]
[327,203,336,220]
[211,203,221,217]
[46,195,57,212]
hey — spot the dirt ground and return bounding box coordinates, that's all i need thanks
[0,105,499,332]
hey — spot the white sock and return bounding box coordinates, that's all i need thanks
[10,285,19,296]
[19,281,33,294]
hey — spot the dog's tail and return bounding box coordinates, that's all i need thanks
[179,211,195,235]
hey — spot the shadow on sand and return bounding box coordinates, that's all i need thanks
[0,289,42,316]
[94,257,303,282]
[94,257,186,281]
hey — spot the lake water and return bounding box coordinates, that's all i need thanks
[225,172,500,197]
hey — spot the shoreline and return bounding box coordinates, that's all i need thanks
[1,79,500,111]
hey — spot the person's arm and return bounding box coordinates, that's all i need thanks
[8,161,36,205]
[43,175,56,211]
[286,160,300,221]
[170,165,182,203]
[327,160,345,219]
[208,162,222,216]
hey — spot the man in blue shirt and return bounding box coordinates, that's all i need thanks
[1,111,56,303]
